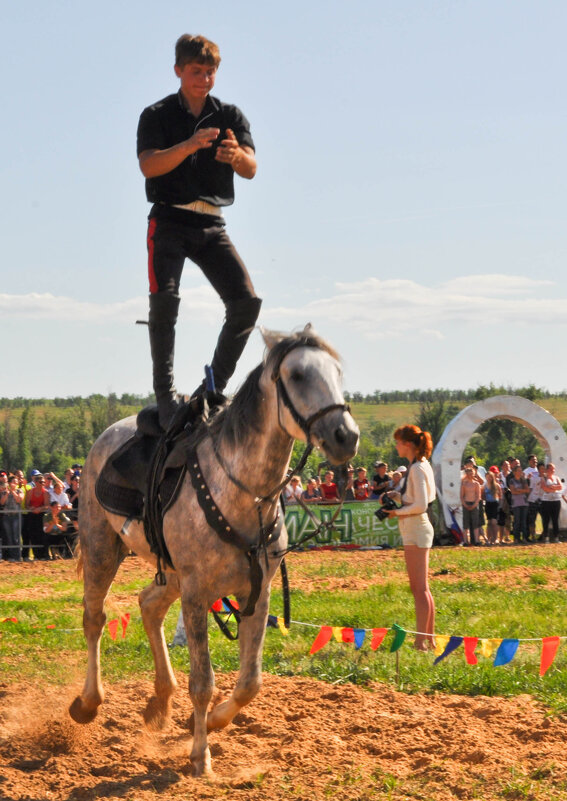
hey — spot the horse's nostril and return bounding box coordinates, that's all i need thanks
[335,424,347,444]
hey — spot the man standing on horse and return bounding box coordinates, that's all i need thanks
[137,34,261,429]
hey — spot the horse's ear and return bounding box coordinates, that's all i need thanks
[260,326,286,351]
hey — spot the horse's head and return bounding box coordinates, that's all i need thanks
[261,324,359,466]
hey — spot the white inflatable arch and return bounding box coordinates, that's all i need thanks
[432,395,567,531]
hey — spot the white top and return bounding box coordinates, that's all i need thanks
[397,459,436,517]
[541,476,563,502]
[524,466,541,503]
[49,489,70,506]
[284,484,303,502]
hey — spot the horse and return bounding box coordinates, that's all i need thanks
[68,324,359,776]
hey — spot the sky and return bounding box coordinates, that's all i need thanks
[1,0,566,399]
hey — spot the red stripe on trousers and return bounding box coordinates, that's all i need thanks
[147,218,158,294]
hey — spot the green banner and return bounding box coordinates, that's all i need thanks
[284,501,401,547]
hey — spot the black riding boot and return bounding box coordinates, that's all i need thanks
[195,296,262,397]
[190,296,262,404]
[148,291,181,429]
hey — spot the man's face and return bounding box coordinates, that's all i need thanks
[175,61,217,101]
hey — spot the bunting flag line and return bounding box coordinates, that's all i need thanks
[299,620,564,675]
[1,604,565,676]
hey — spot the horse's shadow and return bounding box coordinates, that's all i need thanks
[62,768,181,800]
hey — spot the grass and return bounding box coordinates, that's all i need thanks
[2,547,567,714]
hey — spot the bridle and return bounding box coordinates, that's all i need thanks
[271,338,350,445]
[210,337,351,507]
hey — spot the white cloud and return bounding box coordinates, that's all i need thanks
[1,274,565,343]
[267,275,567,340]
[0,286,222,324]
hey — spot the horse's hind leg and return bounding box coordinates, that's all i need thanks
[206,585,270,731]
[69,522,128,724]
[139,573,181,730]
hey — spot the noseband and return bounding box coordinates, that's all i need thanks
[271,338,350,442]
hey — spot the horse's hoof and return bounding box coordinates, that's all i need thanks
[190,748,212,778]
[143,695,171,731]
[69,696,98,724]
[206,699,233,731]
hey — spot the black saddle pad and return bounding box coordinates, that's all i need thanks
[95,405,190,520]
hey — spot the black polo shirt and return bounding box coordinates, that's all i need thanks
[137,92,255,207]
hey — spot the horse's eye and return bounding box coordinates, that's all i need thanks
[291,371,304,382]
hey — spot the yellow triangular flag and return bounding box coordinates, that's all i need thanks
[434,635,450,657]
[479,638,502,658]
[332,626,343,642]
[277,617,289,636]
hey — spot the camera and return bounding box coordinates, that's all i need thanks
[374,492,401,521]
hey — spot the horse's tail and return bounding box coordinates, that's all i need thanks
[75,542,84,578]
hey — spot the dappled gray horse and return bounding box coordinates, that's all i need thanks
[69,325,359,775]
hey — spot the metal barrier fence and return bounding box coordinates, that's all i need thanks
[0,507,77,559]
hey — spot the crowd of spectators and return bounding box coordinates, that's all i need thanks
[283,461,408,504]
[0,465,82,562]
[459,454,564,546]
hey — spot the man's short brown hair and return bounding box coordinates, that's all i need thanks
[175,34,221,68]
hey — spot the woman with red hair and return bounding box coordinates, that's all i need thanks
[385,424,436,651]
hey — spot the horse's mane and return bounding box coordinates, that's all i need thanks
[190,327,340,450]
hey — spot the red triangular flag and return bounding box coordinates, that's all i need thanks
[540,636,560,676]
[46,624,56,629]
[108,618,119,640]
[121,613,130,638]
[341,627,355,643]
[1,617,18,624]
[309,626,333,655]
[210,599,223,612]
[370,628,388,651]
[463,637,479,665]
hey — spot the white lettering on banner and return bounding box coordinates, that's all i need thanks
[284,502,402,547]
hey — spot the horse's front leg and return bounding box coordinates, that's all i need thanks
[207,583,271,731]
[139,572,181,729]
[182,593,215,777]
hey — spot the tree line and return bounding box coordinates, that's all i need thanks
[343,383,553,405]
[0,388,562,478]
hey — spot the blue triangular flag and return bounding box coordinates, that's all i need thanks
[266,614,278,628]
[493,638,519,666]
[353,629,366,650]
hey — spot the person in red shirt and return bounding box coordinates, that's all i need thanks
[320,470,338,501]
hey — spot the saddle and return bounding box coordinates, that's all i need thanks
[95,400,215,579]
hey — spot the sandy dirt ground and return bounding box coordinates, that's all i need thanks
[1,551,566,800]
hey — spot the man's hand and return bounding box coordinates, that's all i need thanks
[187,127,220,153]
[215,128,241,166]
